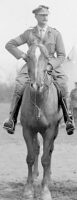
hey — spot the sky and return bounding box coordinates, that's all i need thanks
[0,0,77,89]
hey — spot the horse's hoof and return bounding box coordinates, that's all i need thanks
[41,185,52,200]
[22,184,34,200]
[41,177,52,188]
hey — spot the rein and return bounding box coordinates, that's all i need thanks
[30,92,41,119]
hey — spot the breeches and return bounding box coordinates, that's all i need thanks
[55,77,68,98]
[14,64,30,95]
[51,70,68,98]
[14,65,68,98]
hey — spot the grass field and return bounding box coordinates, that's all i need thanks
[0,103,77,200]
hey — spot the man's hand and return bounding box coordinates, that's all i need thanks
[47,63,53,71]
[46,63,53,75]
[21,53,29,62]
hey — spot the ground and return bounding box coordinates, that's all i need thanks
[0,103,77,200]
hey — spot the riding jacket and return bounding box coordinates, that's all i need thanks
[5,26,66,69]
[5,26,68,96]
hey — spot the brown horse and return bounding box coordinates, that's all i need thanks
[20,44,62,199]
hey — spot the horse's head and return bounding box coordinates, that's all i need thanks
[27,44,49,92]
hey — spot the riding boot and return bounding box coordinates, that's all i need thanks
[3,94,22,134]
[60,95,75,135]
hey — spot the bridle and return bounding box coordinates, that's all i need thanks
[29,70,53,119]
[27,44,53,118]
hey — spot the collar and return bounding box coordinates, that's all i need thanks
[37,25,48,33]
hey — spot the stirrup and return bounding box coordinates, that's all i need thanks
[4,126,15,134]
[66,120,75,135]
[3,119,15,134]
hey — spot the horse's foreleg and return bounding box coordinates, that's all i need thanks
[33,134,40,179]
[41,124,59,187]
[41,128,55,187]
[49,123,59,176]
[23,127,35,185]
[41,128,54,200]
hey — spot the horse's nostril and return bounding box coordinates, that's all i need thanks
[31,82,37,90]
[31,83,33,87]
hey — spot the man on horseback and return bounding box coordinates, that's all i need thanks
[3,5,74,135]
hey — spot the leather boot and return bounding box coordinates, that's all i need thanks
[60,96,75,135]
[3,94,22,134]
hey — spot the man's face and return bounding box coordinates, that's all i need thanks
[35,14,48,26]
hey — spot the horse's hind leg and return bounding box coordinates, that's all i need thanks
[33,134,40,179]
[23,126,35,184]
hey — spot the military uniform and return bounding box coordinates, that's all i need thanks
[3,5,74,134]
[5,25,67,97]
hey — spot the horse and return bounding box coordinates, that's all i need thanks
[20,43,62,199]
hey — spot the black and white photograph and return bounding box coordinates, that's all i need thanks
[0,0,77,199]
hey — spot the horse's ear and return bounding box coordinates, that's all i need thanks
[26,55,30,62]
[39,44,49,59]
[27,45,35,57]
